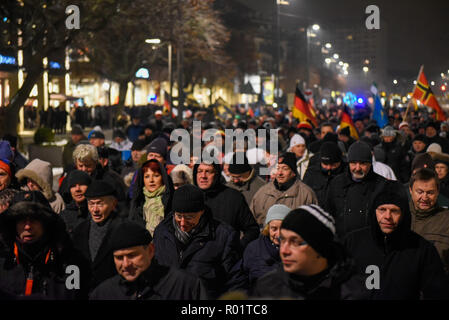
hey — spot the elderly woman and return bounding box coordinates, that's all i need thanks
[428,143,449,198]
[129,159,174,235]
[242,204,290,288]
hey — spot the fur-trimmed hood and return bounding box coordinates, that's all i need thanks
[16,159,54,200]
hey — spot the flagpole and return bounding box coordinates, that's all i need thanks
[403,65,424,122]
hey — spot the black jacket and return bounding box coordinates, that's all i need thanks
[344,182,449,299]
[152,208,247,299]
[375,138,410,183]
[303,162,347,208]
[71,212,125,292]
[60,200,89,235]
[0,203,90,299]
[128,159,174,227]
[324,167,387,237]
[89,260,208,300]
[242,235,281,288]
[193,163,259,249]
[251,244,357,300]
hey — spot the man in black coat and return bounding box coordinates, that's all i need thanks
[193,161,259,249]
[90,220,208,300]
[251,205,357,299]
[153,185,247,299]
[0,193,90,299]
[375,126,410,183]
[344,180,449,299]
[60,170,92,234]
[71,180,125,292]
[303,141,347,207]
[324,141,387,237]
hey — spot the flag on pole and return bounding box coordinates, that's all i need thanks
[412,66,446,121]
[340,105,359,140]
[292,85,318,127]
[163,90,174,118]
[371,83,388,128]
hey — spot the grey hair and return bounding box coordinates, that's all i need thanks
[73,144,99,163]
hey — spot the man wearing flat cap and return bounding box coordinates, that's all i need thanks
[325,141,387,237]
[251,204,356,299]
[153,184,246,299]
[71,179,126,292]
[90,220,208,300]
[251,152,318,228]
[226,152,266,206]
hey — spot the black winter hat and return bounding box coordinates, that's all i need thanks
[320,142,342,164]
[339,126,351,137]
[145,138,167,158]
[84,179,117,198]
[347,141,372,163]
[281,205,336,260]
[278,152,297,174]
[71,125,83,135]
[90,131,105,139]
[110,220,152,252]
[131,139,147,151]
[372,181,408,213]
[67,170,92,189]
[228,152,252,174]
[172,184,205,213]
[412,134,429,145]
[113,129,126,139]
[11,190,52,210]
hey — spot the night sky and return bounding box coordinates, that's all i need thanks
[238,0,449,80]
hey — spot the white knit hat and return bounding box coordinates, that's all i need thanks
[288,134,305,151]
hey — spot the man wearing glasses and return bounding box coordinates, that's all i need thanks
[153,184,247,299]
[72,179,125,292]
[251,204,357,299]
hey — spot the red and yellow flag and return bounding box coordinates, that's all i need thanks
[292,86,318,127]
[412,66,446,121]
[340,106,359,140]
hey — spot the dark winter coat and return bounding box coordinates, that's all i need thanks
[324,167,388,237]
[344,187,449,299]
[241,235,281,288]
[193,163,259,249]
[0,202,90,299]
[71,212,125,292]
[251,244,357,300]
[59,200,89,235]
[152,208,247,299]
[128,159,174,227]
[375,138,410,183]
[303,162,347,208]
[225,169,266,206]
[89,260,208,300]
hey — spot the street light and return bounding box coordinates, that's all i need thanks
[306,23,320,88]
[363,66,369,73]
[145,38,161,44]
[393,79,398,85]
[325,43,332,49]
[333,53,339,59]
[312,24,320,31]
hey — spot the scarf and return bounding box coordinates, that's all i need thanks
[143,185,166,236]
[89,216,112,261]
[172,212,208,246]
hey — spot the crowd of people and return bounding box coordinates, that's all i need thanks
[0,102,448,300]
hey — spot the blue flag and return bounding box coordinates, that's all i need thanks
[373,94,388,128]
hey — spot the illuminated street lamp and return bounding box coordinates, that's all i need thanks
[145,38,161,44]
[312,24,320,31]
[393,79,398,85]
[333,53,339,59]
[325,43,332,49]
[363,66,369,73]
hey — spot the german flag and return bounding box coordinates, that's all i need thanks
[412,66,446,121]
[340,105,359,140]
[163,91,175,118]
[292,85,317,127]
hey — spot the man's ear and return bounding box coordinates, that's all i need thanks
[147,243,155,259]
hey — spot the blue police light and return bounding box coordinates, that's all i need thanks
[147,93,157,103]
[49,61,61,69]
[357,97,364,104]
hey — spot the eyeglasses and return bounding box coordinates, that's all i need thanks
[174,212,197,221]
[277,236,308,248]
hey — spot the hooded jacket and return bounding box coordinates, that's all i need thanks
[129,159,174,229]
[16,159,65,214]
[375,137,409,183]
[0,201,90,299]
[344,182,449,299]
[324,167,387,237]
[193,163,259,249]
[251,242,358,299]
[152,208,247,299]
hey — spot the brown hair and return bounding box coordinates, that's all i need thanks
[409,167,440,190]
[143,160,162,175]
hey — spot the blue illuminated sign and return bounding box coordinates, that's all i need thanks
[0,54,16,65]
[49,61,61,69]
